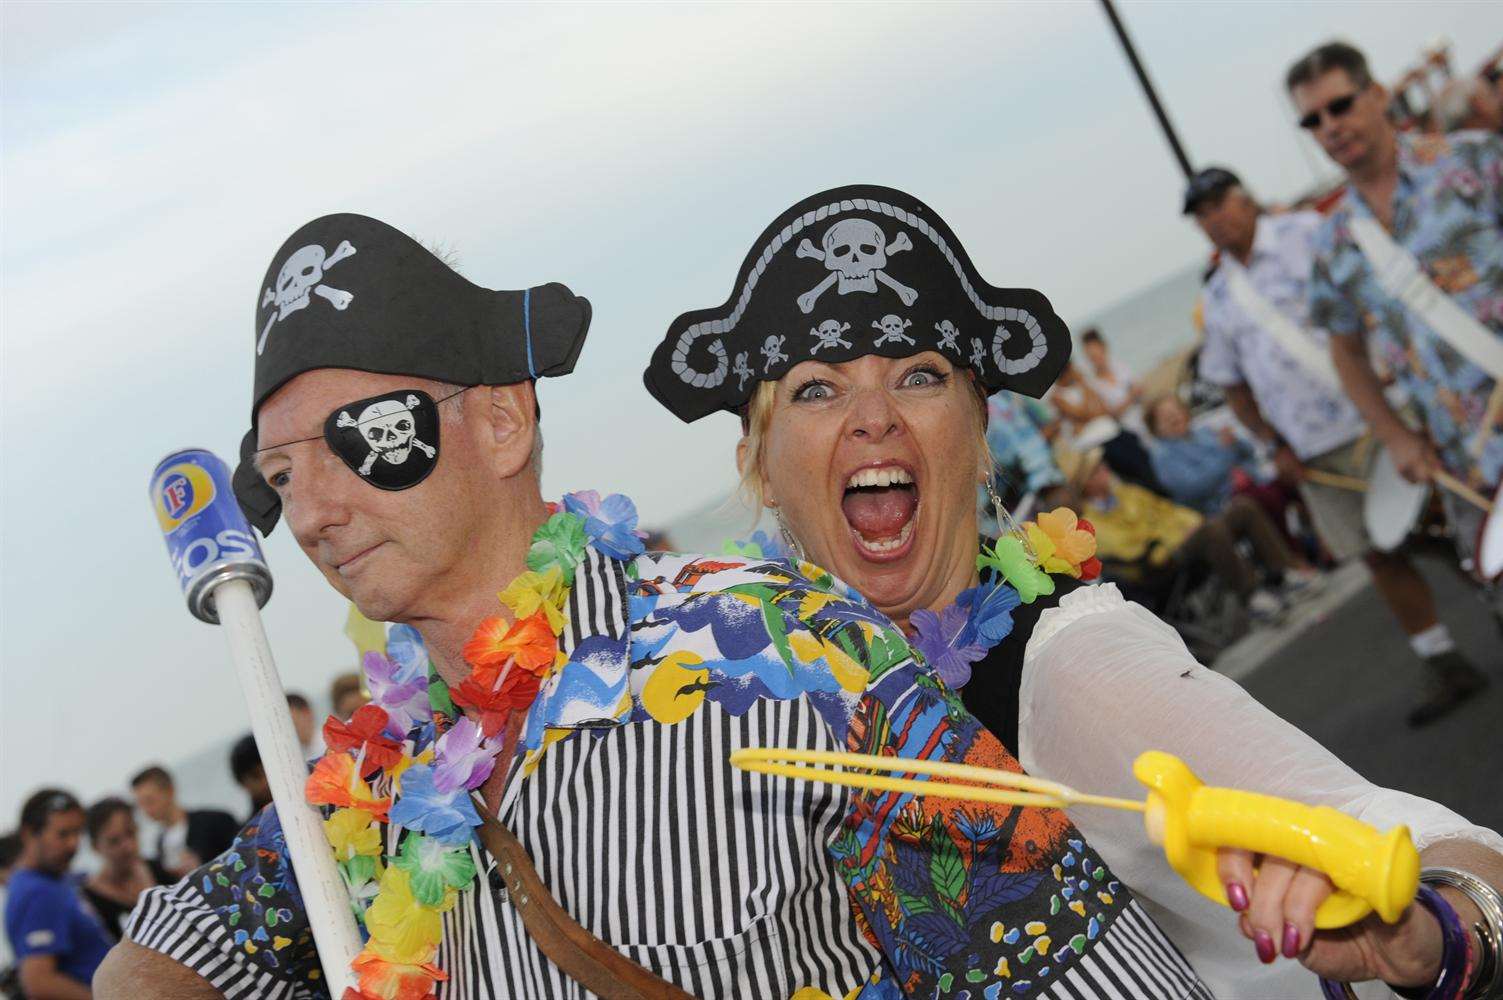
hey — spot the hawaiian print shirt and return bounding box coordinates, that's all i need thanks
[985,392,1063,495]
[1200,210,1367,461]
[1308,130,1503,487]
[127,544,1205,999]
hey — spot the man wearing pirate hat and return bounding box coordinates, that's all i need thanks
[97,210,1134,999]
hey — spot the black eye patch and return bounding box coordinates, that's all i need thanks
[322,388,441,490]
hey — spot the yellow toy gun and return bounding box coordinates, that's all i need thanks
[730,748,1419,929]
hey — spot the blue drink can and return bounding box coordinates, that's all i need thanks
[150,448,274,624]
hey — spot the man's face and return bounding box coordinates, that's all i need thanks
[27,810,84,875]
[239,768,273,813]
[132,779,173,824]
[1082,341,1107,372]
[1152,398,1191,439]
[1292,69,1388,172]
[289,704,315,747]
[1193,188,1258,254]
[254,369,502,624]
[1083,462,1112,500]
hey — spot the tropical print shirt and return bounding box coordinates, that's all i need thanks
[1308,130,1503,487]
[985,391,1063,495]
[126,544,1207,999]
[1200,210,1367,461]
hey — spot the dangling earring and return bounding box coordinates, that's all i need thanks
[986,472,1035,557]
[772,507,807,562]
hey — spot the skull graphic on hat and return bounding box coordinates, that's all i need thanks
[795,218,919,314]
[257,239,358,356]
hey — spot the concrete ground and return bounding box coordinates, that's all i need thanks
[1215,553,1503,833]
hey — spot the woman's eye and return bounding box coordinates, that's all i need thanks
[901,367,946,388]
[793,381,833,402]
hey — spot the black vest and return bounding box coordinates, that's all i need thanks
[957,575,1086,755]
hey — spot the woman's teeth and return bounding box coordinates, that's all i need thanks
[846,466,914,489]
[857,519,914,552]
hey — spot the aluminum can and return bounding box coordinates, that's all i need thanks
[150,448,273,623]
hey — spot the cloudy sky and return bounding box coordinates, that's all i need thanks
[3,1,1500,822]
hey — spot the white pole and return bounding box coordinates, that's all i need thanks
[215,578,362,994]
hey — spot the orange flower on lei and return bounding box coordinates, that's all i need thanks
[346,950,447,1000]
[1024,507,1101,581]
[461,612,557,676]
[305,752,391,821]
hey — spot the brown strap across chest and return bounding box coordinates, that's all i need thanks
[474,811,696,1000]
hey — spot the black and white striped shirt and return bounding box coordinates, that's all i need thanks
[128,548,1211,999]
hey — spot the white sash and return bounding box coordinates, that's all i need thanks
[1348,215,1503,380]
[1223,263,1343,391]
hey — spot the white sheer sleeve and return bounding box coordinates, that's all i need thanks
[1017,583,1503,998]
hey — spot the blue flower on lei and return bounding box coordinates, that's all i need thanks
[388,764,482,846]
[563,490,646,561]
[909,603,985,689]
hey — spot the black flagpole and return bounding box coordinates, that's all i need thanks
[1099,0,1195,179]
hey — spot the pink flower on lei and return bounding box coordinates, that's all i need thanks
[364,651,430,739]
[430,716,504,794]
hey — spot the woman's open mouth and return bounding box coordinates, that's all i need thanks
[840,464,920,562]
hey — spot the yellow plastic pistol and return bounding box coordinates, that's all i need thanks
[730,747,1421,930]
[1133,751,1419,929]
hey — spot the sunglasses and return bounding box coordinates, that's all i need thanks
[1298,92,1361,130]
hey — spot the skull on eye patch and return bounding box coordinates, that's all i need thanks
[323,389,442,490]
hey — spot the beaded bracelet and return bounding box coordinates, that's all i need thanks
[1319,885,1471,1000]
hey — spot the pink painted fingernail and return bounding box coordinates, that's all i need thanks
[1281,922,1300,959]
[1255,930,1275,964]
[1226,882,1249,912]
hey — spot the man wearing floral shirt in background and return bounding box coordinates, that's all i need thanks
[96,212,1204,999]
[1292,41,1503,573]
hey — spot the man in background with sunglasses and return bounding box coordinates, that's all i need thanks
[1185,165,1487,725]
[1292,42,1503,576]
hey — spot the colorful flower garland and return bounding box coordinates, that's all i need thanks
[909,506,1100,688]
[306,491,644,1000]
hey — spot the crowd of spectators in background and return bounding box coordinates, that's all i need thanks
[0,675,370,997]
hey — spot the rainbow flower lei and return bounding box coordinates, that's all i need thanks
[307,491,644,1000]
[909,506,1100,689]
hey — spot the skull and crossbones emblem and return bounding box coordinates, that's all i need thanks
[810,320,853,354]
[258,240,358,355]
[732,351,754,390]
[336,395,436,477]
[970,337,987,372]
[761,335,789,373]
[935,320,961,353]
[795,219,918,314]
[872,315,915,347]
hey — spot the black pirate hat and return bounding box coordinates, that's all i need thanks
[233,213,591,533]
[644,184,1071,422]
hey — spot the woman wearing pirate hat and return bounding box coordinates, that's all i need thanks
[646,185,1503,999]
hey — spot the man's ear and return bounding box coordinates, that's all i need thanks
[481,382,538,478]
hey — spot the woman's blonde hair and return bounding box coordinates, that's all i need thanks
[736,373,993,515]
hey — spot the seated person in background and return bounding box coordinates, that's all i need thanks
[1145,393,1255,513]
[1146,394,1300,542]
[328,671,368,720]
[981,389,1062,527]
[1050,360,1169,494]
[4,789,113,997]
[1059,445,1314,620]
[227,735,272,823]
[81,799,169,943]
[284,691,323,760]
[128,766,237,881]
[1080,327,1146,432]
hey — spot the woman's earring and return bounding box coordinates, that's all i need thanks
[773,507,807,562]
[987,473,1032,552]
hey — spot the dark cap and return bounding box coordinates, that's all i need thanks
[1182,167,1242,215]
